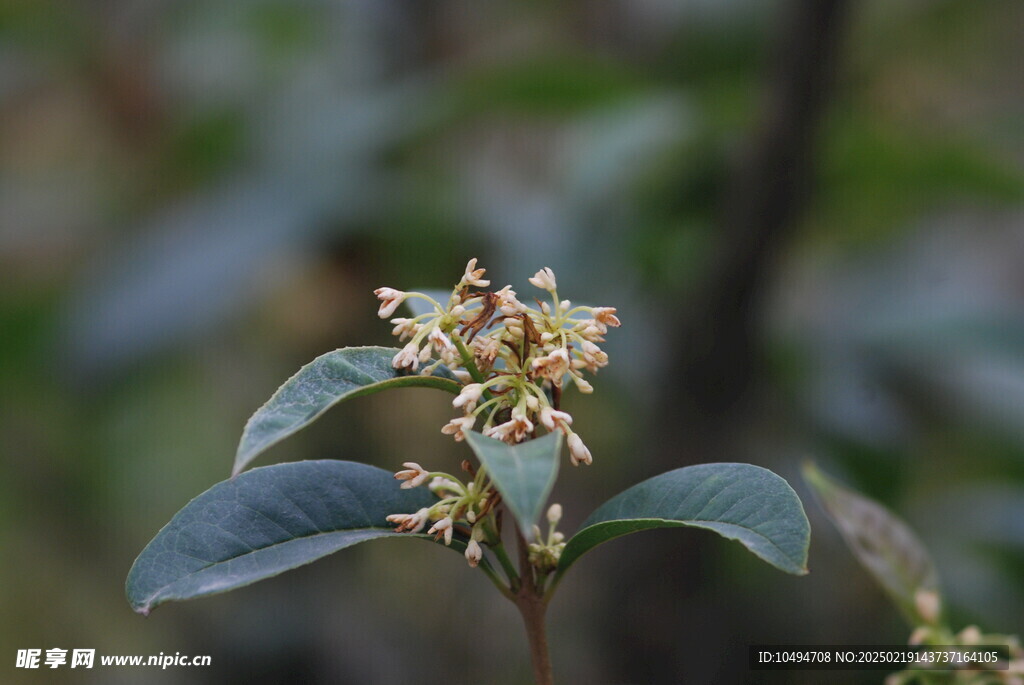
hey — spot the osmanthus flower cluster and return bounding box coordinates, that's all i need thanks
[375,259,618,566]
[375,259,619,463]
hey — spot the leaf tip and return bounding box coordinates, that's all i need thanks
[126,591,154,616]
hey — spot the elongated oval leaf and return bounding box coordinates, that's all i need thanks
[234,346,461,475]
[127,460,440,615]
[464,431,561,538]
[803,462,940,625]
[557,463,810,578]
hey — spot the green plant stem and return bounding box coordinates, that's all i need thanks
[452,335,496,402]
[492,542,521,591]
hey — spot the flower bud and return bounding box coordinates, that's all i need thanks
[528,267,557,292]
[453,383,484,410]
[568,433,593,466]
[465,539,483,567]
[914,589,941,625]
[547,503,563,525]
[958,625,982,645]
[374,288,406,318]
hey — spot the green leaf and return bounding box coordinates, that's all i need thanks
[464,431,561,539]
[803,462,941,625]
[557,463,810,578]
[126,460,441,615]
[233,346,461,475]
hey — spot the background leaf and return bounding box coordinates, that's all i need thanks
[557,463,810,577]
[464,431,561,539]
[233,346,461,475]
[126,460,440,615]
[803,462,941,625]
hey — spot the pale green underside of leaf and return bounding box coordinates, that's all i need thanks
[233,346,460,475]
[803,462,940,625]
[126,460,443,615]
[557,463,810,578]
[464,431,561,539]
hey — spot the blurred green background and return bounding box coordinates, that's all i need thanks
[2,1,1023,683]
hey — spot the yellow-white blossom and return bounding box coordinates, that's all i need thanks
[373,288,406,318]
[528,267,557,292]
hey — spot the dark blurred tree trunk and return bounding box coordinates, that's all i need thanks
[668,0,851,452]
[603,1,852,682]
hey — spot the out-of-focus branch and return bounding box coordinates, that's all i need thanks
[604,3,853,683]
[666,0,851,442]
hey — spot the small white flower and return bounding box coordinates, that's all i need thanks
[496,285,527,316]
[441,415,476,441]
[452,383,484,411]
[579,340,609,372]
[428,516,455,545]
[532,348,571,382]
[392,342,421,371]
[472,335,501,368]
[394,462,430,489]
[503,317,524,338]
[428,476,463,496]
[465,538,483,567]
[575,323,606,342]
[567,433,593,466]
[913,589,941,625]
[390,317,419,341]
[592,307,621,328]
[486,413,534,444]
[418,344,433,363]
[374,288,406,318]
[386,507,429,533]
[452,368,473,383]
[426,333,457,366]
[571,375,594,394]
[547,503,562,525]
[428,516,452,532]
[462,258,491,288]
[539,406,573,433]
[957,625,982,645]
[528,267,557,292]
[429,327,455,354]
